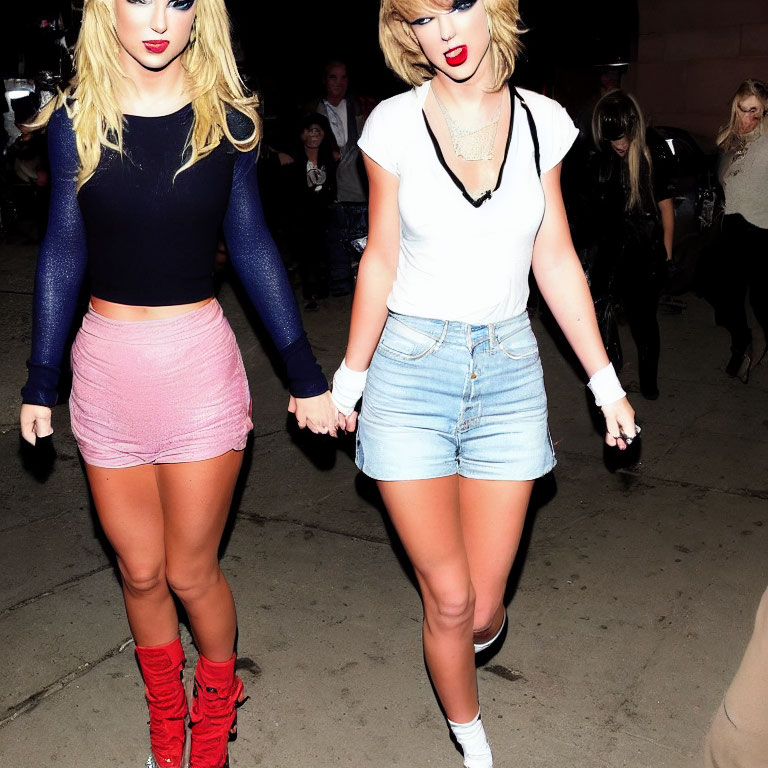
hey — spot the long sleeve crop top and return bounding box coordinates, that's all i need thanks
[21,104,328,406]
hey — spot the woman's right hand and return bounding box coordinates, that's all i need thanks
[20,404,53,445]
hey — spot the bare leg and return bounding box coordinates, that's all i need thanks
[87,450,244,657]
[459,478,533,638]
[160,450,244,662]
[378,476,478,723]
[86,462,178,647]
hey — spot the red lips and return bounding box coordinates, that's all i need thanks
[445,45,468,67]
[143,40,169,53]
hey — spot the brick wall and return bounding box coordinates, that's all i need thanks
[624,0,768,147]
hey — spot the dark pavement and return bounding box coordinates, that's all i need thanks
[1,231,767,768]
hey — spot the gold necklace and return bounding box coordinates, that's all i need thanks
[432,88,502,162]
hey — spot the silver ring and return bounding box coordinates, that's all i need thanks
[619,424,642,444]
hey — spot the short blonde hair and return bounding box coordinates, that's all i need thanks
[716,78,768,153]
[31,0,260,190]
[379,0,523,92]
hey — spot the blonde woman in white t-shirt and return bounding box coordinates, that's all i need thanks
[331,1,638,765]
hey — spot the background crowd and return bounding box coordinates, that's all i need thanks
[3,57,767,387]
[1,12,766,390]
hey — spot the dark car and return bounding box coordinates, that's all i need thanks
[653,126,722,294]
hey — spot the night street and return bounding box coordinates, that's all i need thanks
[1,232,766,766]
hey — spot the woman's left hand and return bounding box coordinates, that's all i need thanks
[288,392,339,436]
[601,397,639,451]
[336,409,358,433]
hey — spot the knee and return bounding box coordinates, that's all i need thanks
[165,561,221,602]
[119,561,166,598]
[426,584,475,630]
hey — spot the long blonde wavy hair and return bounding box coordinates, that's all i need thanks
[31,0,260,190]
[379,0,524,92]
[716,78,768,154]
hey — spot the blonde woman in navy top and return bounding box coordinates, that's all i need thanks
[331,1,639,765]
[18,1,337,766]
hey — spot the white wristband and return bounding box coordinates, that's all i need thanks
[587,363,626,407]
[331,358,368,416]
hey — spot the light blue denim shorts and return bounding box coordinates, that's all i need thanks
[356,311,556,481]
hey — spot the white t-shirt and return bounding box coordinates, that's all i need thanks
[358,82,578,324]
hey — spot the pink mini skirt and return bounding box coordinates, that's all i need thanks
[70,300,253,468]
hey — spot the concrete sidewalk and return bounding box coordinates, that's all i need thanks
[1,238,767,768]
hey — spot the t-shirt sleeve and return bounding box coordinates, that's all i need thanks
[357,100,400,177]
[538,97,579,175]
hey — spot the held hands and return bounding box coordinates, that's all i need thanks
[330,359,367,434]
[336,410,358,433]
[20,403,53,445]
[288,391,339,436]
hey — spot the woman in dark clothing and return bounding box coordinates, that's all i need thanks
[590,90,675,400]
[284,113,338,309]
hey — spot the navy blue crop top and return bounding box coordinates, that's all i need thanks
[80,103,233,305]
[21,105,328,406]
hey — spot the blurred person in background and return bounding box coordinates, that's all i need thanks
[307,60,368,296]
[282,113,338,309]
[589,90,674,400]
[714,78,768,382]
[704,586,768,767]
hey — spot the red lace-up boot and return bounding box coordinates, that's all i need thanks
[135,638,188,768]
[189,653,245,768]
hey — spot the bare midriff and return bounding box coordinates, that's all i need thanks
[89,296,214,321]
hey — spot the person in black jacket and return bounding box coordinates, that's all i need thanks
[283,113,338,309]
[589,90,675,400]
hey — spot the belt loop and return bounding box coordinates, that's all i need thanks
[440,319,449,346]
[489,322,496,352]
[465,323,472,351]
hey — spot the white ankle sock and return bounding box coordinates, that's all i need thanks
[448,710,493,768]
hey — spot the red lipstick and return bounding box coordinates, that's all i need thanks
[445,45,468,67]
[143,40,169,53]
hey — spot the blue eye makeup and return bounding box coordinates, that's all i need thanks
[126,0,195,7]
[409,0,477,25]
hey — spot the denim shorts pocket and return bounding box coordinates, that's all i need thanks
[496,324,539,360]
[376,315,446,361]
